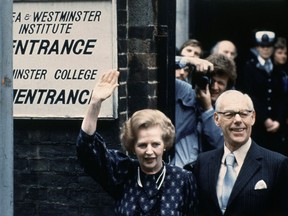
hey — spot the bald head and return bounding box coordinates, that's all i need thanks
[215,90,254,112]
[211,40,237,60]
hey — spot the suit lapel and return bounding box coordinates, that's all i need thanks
[208,148,224,210]
[228,142,262,206]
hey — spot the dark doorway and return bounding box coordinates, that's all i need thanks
[192,0,288,63]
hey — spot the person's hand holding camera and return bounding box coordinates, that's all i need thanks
[196,83,213,111]
[179,56,214,111]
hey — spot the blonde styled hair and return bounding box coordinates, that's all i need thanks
[120,109,175,153]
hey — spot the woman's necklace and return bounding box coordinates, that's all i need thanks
[137,164,166,190]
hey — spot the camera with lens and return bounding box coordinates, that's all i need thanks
[175,56,211,88]
[191,68,211,90]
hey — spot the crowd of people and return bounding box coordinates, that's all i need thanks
[175,30,288,158]
[76,29,288,215]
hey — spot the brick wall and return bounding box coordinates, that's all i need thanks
[14,119,119,215]
[14,0,174,215]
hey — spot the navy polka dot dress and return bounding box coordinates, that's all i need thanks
[77,130,198,215]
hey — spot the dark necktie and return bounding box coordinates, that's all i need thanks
[264,60,271,73]
[222,153,236,213]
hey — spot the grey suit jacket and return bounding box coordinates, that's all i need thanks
[194,141,288,216]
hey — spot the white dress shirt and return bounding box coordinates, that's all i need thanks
[216,138,252,209]
[257,56,273,73]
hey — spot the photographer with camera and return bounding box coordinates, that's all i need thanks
[171,54,237,170]
[175,39,204,83]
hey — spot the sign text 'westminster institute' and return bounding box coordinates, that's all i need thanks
[13,1,117,118]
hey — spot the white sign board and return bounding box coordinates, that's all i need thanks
[13,1,118,119]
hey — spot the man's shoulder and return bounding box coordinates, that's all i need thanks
[175,79,193,91]
[175,79,196,105]
[197,148,223,160]
[252,142,288,162]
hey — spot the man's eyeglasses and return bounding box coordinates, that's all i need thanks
[216,110,253,119]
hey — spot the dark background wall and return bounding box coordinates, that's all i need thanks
[14,0,175,215]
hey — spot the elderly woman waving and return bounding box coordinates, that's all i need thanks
[76,70,198,216]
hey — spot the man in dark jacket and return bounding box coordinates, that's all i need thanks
[236,30,286,153]
[194,90,288,216]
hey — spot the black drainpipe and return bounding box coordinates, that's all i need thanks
[155,0,176,125]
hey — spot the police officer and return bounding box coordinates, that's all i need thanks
[236,30,287,153]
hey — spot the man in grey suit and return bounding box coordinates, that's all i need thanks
[194,90,288,216]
